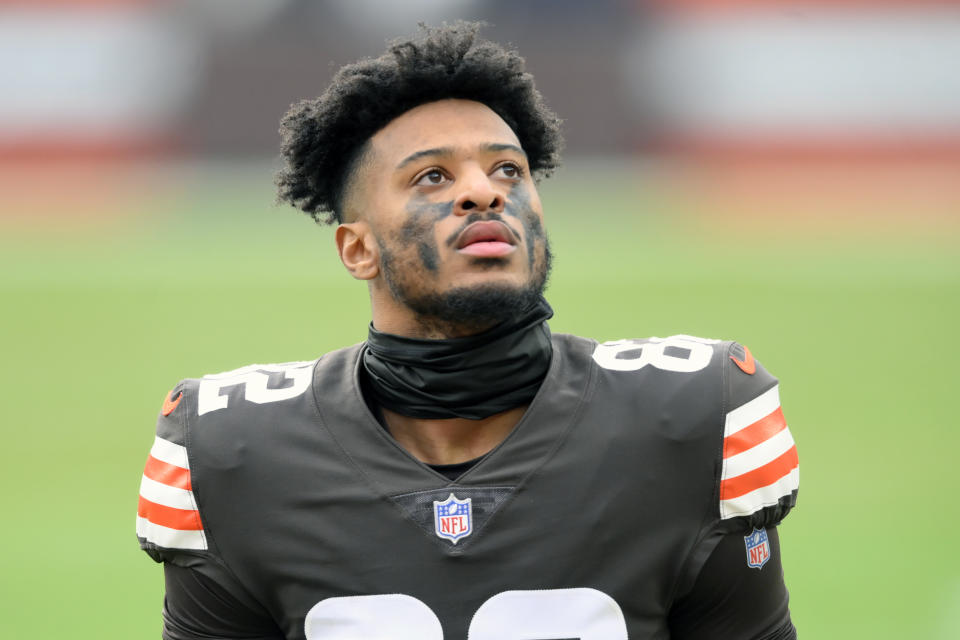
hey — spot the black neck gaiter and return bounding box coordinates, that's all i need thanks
[362,298,554,420]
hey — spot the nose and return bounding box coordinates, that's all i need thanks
[453,168,504,216]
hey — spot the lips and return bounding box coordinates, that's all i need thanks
[454,221,518,258]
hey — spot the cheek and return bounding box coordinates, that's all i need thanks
[506,183,544,222]
[406,196,456,222]
[525,210,545,238]
[399,195,453,244]
[527,192,545,229]
[525,187,544,215]
[399,214,431,243]
[519,204,546,242]
[417,240,439,272]
[387,213,443,274]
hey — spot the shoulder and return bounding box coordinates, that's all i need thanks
[557,333,738,445]
[192,359,318,417]
[183,344,363,421]
[573,332,782,415]
[170,347,365,455]
[564,332,798,527]
[136,346,362,558]
[137,378,207,557]
[718,342,798,529]
[585,333,728,376]
[577,333,734,419]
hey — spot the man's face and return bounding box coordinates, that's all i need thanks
[350,99,551,334]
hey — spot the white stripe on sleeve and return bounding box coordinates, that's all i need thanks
[139,474,197,511]
[722,427,796,480]
[720,466,800,519]
[136,516,207,550]
[150,436,189,469]
[724,385,780,437]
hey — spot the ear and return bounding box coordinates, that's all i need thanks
[335,222,380,281]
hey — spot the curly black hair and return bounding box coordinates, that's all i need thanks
[276,21,563,225]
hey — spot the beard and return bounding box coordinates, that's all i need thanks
[379,236,553,337]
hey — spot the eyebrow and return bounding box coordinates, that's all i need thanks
[395,143,527,170]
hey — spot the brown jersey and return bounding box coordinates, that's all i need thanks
[137,333,798,639]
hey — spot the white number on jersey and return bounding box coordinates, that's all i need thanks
[304,588,628,640]
[197,361,313,416]
[469,588,627,639]
[592,335,717,373]
[305,594,442,639]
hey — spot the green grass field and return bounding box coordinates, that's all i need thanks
[2,162,957,637]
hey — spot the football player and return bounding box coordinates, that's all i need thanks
[137,22,799,639]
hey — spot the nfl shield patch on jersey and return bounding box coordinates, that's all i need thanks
[744,528,771,569]
[433,493,472,545]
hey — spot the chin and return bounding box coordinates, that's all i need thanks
[464,256,512,271]
[404,281,545,335]
[455,268,528,290]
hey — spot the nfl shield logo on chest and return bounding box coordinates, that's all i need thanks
[433,493,472,544]
[744,528,771,569]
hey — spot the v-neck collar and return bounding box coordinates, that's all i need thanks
[311,334,596,497]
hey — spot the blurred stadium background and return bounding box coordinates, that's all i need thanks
[1,0,958,637]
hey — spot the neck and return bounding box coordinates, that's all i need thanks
[362,296,553,421]
[381,406,527,465]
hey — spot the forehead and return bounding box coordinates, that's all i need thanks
[369,99,522,166]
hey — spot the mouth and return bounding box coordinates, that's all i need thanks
[455,221,518,258]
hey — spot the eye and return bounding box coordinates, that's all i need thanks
[414,169,449,186]
[493,162,524,180]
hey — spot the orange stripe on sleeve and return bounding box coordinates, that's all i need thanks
[723,406,788,459]
[142,455,192,491]
[720,445,799,500]
[137,496,203,531]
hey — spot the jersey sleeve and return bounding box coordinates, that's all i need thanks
[162,559,284,639]
[717,342,799,533]
[137,382,207,559]
[672,342,800,613]
[669,527,796,640]
[137,382,282,638]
